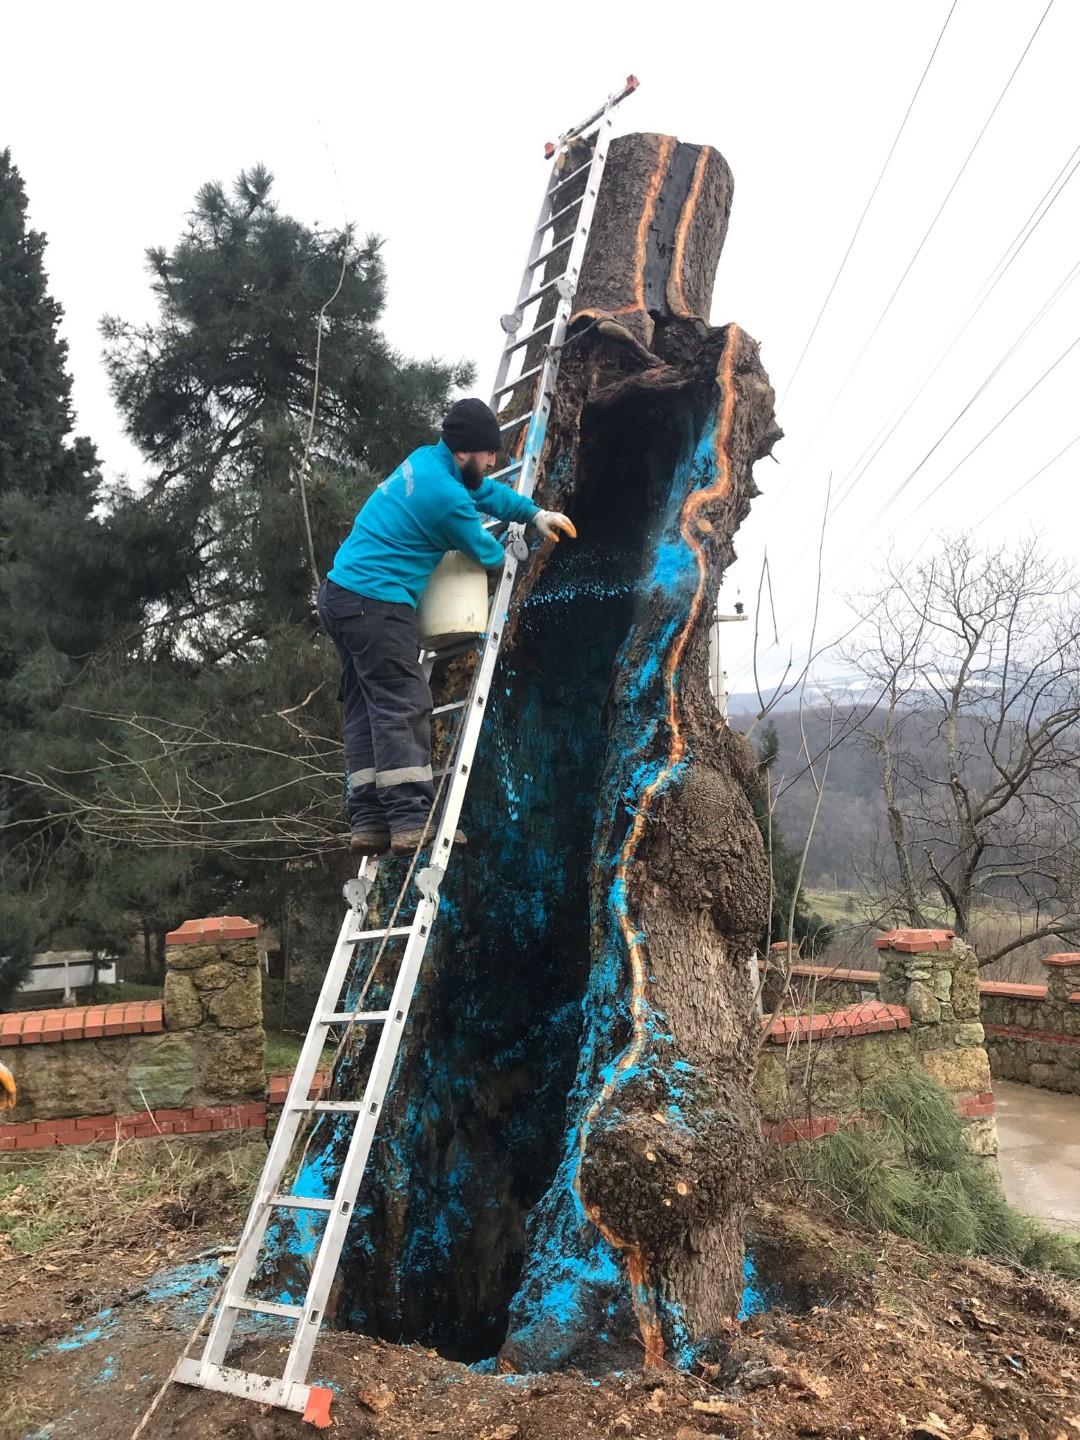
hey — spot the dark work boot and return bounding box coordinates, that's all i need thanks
[349,826,391,857]
[391,824,468,857]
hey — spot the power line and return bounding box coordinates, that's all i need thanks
[974,430,1080,528]
[779,0,959,408]
[826,139,1080,520]
[770,0,1058,510]
[894,329,1080,523]
[728,329,1080,704]
[870,254,1080,524]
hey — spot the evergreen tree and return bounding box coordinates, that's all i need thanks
[754,721,834,956]
[100,164,471,663]
[3,165,471,1012]
[0,149,110,1000]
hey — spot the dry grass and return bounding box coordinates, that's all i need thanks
[0,1139,261,1260]
[804,888,1064,982]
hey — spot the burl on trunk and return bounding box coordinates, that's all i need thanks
[275,131,780,1374]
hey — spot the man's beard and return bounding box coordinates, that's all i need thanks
[461,456,484,490]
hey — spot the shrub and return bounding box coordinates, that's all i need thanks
[787,1070,1080,1279]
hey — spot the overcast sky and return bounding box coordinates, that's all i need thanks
[4,0,1078,696]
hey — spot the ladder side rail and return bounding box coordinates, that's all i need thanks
[175,75,638,1418]
[491,165,563,399]
[198,896,373,1371]
[424,538,524,865]
[279,891,440,1388]
[558,74,638,147]
[510,109,617,505]
[433,115,617,858]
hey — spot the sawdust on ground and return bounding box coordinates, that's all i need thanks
[2,1168,1079,1440]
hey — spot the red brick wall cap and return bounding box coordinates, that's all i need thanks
[764,1000,911,1044]
[979,980,1048,999]
[1042,952,1080,968]
[165,916,258,946]
[758,959,880,985]
[0,1000,163,1047]
[875,927,956,953]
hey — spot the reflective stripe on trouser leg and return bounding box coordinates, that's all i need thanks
[375,764,433,788]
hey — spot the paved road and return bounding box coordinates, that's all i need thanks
[994,1078,1080,1231]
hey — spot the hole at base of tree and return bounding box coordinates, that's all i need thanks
[332,394,689,1363]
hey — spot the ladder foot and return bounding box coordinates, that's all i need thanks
[303,1385,334,1428]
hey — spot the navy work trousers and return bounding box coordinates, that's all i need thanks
[316,579,434,835]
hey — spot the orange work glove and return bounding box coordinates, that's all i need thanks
[0,1060,15,1110]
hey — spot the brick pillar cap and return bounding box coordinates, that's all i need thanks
[1043,952,1080,968]
[166,916,258,946]
[875,927,956,953]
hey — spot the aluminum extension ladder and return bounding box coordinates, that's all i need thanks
[176,74,639,1421]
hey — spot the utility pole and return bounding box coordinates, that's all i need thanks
[709,602,749,717]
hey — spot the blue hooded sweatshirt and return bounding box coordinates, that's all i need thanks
[328,439,541,608]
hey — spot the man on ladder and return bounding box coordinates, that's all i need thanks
[318,396,575,859]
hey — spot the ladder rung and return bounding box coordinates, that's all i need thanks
[175,1357,309,1411]
[505,317,555,355]
[499,412,532,435]
[433,699,468,714]
[270,1194,334,1212]
[492,363,545,400]
[527,233,574,270]
[229,1297,302,1319]
[317,1010,390,1025]
[538,196,583,232]
[423,637,479,661]
[486,459,523,483]
[519,271,568,310]
[568,116,604,146]
[552,158,592,193]
[292,1099,368,1113]
[348,926,411,943]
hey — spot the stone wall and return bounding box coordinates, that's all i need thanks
[758,955,878,1013]
[760,945,1080,1101]
[756,929,998,1164]
[1,916,265,1135]
[981,953,1080,1095]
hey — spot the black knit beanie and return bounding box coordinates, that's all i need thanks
[441,398,502,453]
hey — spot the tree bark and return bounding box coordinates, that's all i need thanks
[267,131,778,1374]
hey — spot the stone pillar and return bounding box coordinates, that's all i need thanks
[876,928,998,1164]
[164,916,265,1104]
[1043,952,1080,1005]
[1039,953,1080,1088]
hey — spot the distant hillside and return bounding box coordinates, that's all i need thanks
[729,705,882,888]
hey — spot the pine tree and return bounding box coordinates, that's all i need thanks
[3,165,472,1007]
[100,164,472,663]
[0,149,107,999]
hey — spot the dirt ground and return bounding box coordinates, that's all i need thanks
[2,1154,1079,1440]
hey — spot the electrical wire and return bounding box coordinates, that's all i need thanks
[870,255,1080,523]
[893,329,1080,522]
[771,0,1058,510]
[826,139,1080,520]
[973,430,1080,528]
[730,322,1080,709]
[780,0,959,409]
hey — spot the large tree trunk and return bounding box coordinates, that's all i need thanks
[267,131,779,1374]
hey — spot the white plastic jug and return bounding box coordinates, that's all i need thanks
[416,551,488,649]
